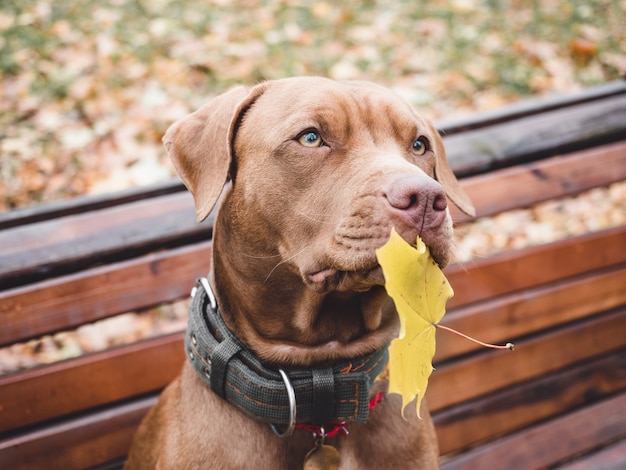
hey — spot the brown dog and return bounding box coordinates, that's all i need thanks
[125,77,474,469]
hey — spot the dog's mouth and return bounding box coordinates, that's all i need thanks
[304,237,449,294]
[305,263,385,294]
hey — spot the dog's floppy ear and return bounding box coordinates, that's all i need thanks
[428,122,476,217]
[163,84,266,222]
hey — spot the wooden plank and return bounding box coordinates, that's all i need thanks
[428,307,626,412]
[441,393,626,470]
[450,140,626,223]
[439,80,626,136]
[446,225,626,309]
[0,191,191,256]
[557,438,626,470]
[0,191,212,289]
[0,180,184,230]
[434,350,626,454]
[436,265,626,362]
[0,242,211,347]
[0,395,156,469]
[443,93,626,176]
[0,332,184,434]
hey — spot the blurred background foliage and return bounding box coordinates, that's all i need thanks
[1,0,624,210]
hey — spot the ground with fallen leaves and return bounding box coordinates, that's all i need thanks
[1,0,625,210]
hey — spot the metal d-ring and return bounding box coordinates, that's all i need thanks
[199,277,217,311]
[270,369,297,437]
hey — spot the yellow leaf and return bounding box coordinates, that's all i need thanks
[375,228,454,418]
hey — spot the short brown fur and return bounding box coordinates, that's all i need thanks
[126,77,474,469]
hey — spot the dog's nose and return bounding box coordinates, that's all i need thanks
[384,175,448,227]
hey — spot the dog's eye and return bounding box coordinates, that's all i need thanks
[412,137,429,156]
[298,131,324,148]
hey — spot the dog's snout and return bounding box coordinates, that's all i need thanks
[385,175,447,212]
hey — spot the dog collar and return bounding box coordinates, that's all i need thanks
[185,277,389,435]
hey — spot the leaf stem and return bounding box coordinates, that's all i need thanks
[435,324,514,350]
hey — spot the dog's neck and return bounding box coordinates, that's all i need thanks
[210,200,398,369]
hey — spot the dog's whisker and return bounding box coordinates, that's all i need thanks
[294,208,333,224]
[450,241,473,273]
[263,247,308,283]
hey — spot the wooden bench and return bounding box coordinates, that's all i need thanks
[1,80,625,469]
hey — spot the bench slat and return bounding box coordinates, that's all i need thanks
[436,265,626,362]
[450,140,626,223]
[0,243,211,347]
[439,80,626,135]
[556,438,626,470]
[434,350,626,454]
[0,396,155,470]
[0,333,183,434]
[441,392,626,470]
[446,225,626,309]
[0,180,185,231]
[444,93,626,176]
[0,192,211,289]
[429,307,626,412]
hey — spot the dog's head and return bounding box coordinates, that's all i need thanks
[166,77,476,358]
[166,77,473,290]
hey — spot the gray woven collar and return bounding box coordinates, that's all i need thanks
[185,277,389,429]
